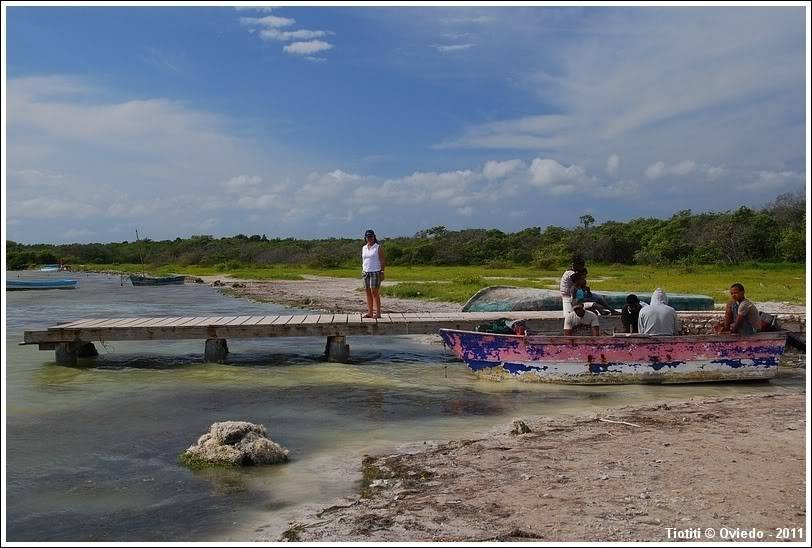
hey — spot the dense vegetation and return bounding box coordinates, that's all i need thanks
[6,192,805,271]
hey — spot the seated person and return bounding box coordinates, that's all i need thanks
[564,301,601,336]
[559,255,586,317]
[638,288,680,335]
[721,283,760,335]
[621,294,644,333]
[570,270,620,316]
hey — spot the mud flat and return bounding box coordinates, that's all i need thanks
[279,385,806,542]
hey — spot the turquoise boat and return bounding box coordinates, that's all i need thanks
[7,279,78,291]
[462,286,715,312]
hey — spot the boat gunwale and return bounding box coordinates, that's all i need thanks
[439,328,789,346]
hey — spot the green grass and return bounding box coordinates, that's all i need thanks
[378,263,806,305]
[77,262,806,304]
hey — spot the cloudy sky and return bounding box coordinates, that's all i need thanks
[4,4,808,244]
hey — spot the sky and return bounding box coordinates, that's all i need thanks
[3,3,809,244]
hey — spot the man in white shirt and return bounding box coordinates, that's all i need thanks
[563,302,601,336]
[638,288,680,335]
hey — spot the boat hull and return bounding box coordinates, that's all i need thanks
[439,329,786,384]
[129,275,185,286]
[7,279,78,291]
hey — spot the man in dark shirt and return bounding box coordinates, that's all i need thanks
[621,294,644,333]
[722,283,760,335]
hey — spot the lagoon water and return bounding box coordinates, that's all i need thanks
[4,272,804,541]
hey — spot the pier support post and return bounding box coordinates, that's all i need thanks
[325,336,350,362]
[55,343,78,366]
[77,342,99,358]
[204,338,229,363]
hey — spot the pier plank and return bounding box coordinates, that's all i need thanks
[185,316,217,327]
[225,316,253,326]
[241,316,266,326]
[100,318,143,328]
[256,315,281,325]
[55,318,104,329]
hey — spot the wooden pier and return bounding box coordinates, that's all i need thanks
[22,311,567,365]
[21,311,805,365]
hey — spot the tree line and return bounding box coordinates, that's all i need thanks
[5,192,805,271]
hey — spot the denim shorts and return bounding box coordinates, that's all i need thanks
[363,271,382,289]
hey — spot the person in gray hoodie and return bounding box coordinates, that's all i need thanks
[638,288,680,335]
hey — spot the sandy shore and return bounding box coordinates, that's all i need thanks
[279,386,806,542]
[201,275,461,314]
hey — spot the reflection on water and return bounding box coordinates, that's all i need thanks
[4,272,806,541]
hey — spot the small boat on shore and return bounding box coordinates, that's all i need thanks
[439,328,786,384]
[462,286,714,312]
[7,279,78,291]
[129,274,186,286]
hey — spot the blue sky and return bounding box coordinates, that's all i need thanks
[4,4,808,244]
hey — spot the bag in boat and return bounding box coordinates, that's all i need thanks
[475,318,526,335]
[759,312,778,331]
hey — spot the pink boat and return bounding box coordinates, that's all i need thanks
[438,329,788,384]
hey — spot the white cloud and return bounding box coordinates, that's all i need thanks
[284,40,333,55]
[240,15,295,28]
[483,159,523,180]
[225,175,263,192]
[644,160,696,180]
[606,154,620,175]
[435,114,571,150]
[671,160,696,176]
[704,165,726,180]
[738,170,802,192]
[433,9,803,202]
[529,158,591,193]
[260,28,329,41]
[432,43,474,52]
[645,161,666,180]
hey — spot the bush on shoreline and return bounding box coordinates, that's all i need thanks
[6,192,805,270]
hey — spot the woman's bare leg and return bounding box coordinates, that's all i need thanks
[372,289,382,318]
[365,287,374,317]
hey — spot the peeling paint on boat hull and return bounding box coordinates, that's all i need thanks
[439,329,786,384]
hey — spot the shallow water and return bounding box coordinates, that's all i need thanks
[3,272,805,541]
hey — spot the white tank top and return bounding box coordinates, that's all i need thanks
[362,243,382,272]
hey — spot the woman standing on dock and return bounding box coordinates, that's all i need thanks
[362,229,385,318]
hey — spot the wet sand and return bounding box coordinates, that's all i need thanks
[279,384,807,542]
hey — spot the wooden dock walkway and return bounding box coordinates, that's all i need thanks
[22,311,804,365]
[22,311,568,365]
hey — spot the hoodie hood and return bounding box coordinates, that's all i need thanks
[650,288,668,306]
